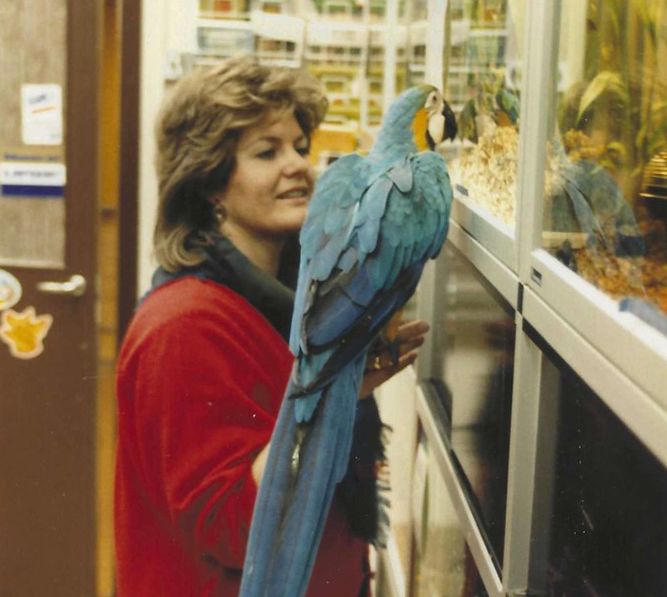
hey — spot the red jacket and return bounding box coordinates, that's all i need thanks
[115,277,368,596]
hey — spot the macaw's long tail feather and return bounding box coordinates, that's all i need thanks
[240,356,365,597]
[241,387,299,595]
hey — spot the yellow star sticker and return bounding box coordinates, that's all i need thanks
[0,306,53,359]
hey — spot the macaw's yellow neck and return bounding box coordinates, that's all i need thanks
[412,107,429,151]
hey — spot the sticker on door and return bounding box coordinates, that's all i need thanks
[0,269,22,311]
[0,306,53,359]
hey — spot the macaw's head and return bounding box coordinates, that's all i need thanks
[412,85,458,150]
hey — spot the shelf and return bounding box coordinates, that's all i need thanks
[196,17,252,30]
[447,220,519,309]
[250,10,304,42]
[528,249,667,409]
[450,188,516,272]
[469,28,509,37]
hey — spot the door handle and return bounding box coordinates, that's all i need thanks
[36,274,87,297]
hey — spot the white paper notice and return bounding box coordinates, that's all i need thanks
[0,161,66,187]
[21,84,63,146]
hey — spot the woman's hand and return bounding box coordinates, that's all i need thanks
[359,319,430,398]
[253,320,429,485]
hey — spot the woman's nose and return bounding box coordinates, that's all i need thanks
[283,148,310,177]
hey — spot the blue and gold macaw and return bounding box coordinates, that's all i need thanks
[240,85,456,597]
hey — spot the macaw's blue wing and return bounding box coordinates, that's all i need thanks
[241,147,453,597]
[290,153,366,355]
[297,153,451,374]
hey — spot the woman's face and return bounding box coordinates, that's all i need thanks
[218,109,314,244]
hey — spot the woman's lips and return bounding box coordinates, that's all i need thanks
[277,188,309,200]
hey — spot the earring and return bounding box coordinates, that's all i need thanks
[213,203,226,223]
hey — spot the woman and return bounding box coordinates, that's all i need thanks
[114,56,429,596]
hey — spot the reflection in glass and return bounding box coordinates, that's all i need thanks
[411,431,489,597]
[544,361,667,596]
[443,0,526,226]
[428,244,515,568]
[544,1,667,327]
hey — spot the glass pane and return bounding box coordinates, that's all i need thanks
[428,243,515,568]
[543,0,667,326]
[411,430,489,597]
[443,0,526,228]
[543,361,667,596]
[0,6,67,268]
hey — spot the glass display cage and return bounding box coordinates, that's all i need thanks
[410,2,667,587]
[521,0,667,407]
[425,243,515,570]
[539,0,667,355]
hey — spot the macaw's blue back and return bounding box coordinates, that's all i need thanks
[240,85,454,597]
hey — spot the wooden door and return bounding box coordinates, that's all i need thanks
[0,1,101,595]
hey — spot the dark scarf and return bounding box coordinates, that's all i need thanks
[150,234,296,340]
[148,234,389,545]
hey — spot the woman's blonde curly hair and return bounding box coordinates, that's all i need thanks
[153,55,328,272]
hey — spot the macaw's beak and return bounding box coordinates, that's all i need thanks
[443,100,458,142]
[425,115,441,150]
[425,99,458,149]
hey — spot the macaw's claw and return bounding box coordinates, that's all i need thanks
[372,333,401,367]
[387,339,400,366]
[381,309,404,365]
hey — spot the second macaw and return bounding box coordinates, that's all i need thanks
[240,84,457,597]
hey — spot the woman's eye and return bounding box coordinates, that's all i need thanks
[296,146,310,157]
[256,148,276,160]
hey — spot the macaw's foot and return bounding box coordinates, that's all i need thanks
[382,309,404,365]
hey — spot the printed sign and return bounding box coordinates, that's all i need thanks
[0,160,66,198]
[21,84,63,146]
[0,269,22,310]
[0,306,53,359]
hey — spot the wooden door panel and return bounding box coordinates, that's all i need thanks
[0,1,100,595]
